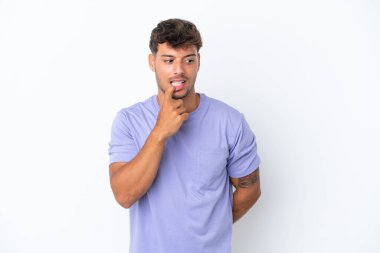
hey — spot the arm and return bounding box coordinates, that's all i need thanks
[230,168,261,223]
[109,130,165,209]
[109,87,189,209]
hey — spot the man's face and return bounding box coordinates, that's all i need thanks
[149,43,200,100]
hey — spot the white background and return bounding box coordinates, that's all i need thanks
[1,0,379,252]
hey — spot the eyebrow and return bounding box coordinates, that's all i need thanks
[160,54,197,58]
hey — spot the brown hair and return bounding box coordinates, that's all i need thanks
[149,18,203,54]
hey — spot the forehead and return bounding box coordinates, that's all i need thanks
[156,43,198,57]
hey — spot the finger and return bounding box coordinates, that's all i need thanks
[177,106,186,115]
[181,113,189,121]
[172,99,183,108]
[165,86,175,102]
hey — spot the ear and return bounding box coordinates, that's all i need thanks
[197,53,201,70]
[148,54,156,72]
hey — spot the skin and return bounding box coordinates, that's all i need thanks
[231,168,261,223]
[148,43,201,113]
[109,42,261,223]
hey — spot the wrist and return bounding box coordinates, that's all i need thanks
[150,127,167,143]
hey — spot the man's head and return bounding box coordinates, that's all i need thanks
[149,19,202,100]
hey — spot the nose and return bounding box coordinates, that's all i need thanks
[173,61,184,75]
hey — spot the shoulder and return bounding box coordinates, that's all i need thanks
[111,96,157,133]
[116,95,156,119]
[204,94,244,124]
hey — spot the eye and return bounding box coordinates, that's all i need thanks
[163,59,173,63]
[185,59,195,64]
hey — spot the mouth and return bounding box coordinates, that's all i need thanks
[170,79,186,91]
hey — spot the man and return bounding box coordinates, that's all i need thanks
[108,18,261,253]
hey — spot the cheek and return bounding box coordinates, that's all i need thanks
[155,68,171,84]
[156,65,172,76]
[188,68,199,78]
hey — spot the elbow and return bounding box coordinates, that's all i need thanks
[116,195,134,209]
[255,187,262,202]
[110,177,138,209]
[249,187,261,206]
[114,192,137,209]
[119,200,132,209]
[114,191,136,209]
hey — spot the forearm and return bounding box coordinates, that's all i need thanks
[110,127,166,208]
[232,187,261,223]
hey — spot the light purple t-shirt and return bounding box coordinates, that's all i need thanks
[108,93,260,253]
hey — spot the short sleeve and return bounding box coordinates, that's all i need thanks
[108,111,138,164]
[227,114,261,178]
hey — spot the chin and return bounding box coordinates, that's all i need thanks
[172,94,187,100]
[172,90,190,100]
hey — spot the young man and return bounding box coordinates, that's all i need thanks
[108,18,261,253]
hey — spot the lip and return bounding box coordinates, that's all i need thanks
[170,79,186,83]
[170,80,186,91]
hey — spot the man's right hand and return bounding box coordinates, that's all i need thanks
[153,86,189,141]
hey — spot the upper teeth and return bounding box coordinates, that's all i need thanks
[172,81,184,87]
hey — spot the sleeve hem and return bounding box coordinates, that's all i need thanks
[228,158,261,178]
[109,153,135,165]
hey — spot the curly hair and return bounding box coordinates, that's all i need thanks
[149,18,203,54]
